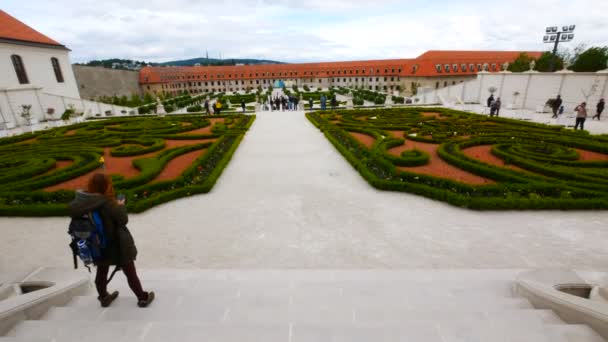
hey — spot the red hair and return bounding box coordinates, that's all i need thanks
[87,173,115,202]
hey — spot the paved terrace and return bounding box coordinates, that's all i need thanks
[1,110,608,273]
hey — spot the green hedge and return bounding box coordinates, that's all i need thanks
[0,114,255,216]
[307,107,608,210]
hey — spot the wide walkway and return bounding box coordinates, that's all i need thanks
[1,110,608,272]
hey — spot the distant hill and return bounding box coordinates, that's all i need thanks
[159,57,285,66]
[76,58,285,70]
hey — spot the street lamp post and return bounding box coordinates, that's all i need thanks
[543,25,575,72]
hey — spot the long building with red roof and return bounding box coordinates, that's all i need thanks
[140,50,543,96]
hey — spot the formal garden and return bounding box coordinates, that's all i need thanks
[307,107,608,210]
[0,114,255,216]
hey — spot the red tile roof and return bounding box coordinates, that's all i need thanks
[140,50,544,84]
[0,10,65,48]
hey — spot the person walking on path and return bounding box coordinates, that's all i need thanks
[204,100,210,115]
[99,156,105,170]
[551,95,563,118]
[490,97,502,117]
[308,97,313,111]
[215,100,222,115]
[69,173,155,308]
[574,102,588,130]
[320,95,327,110]
[486,94,494,108]
[241,99,246,113]
[593,99,605,120]
[331,95,337,110]
[294,96,300,111]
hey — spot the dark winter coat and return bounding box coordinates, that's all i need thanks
[487,95,494,107]
[69,191,137,266]
[598,100,605,113]
[553,97,563,110]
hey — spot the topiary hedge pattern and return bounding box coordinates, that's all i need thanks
[307,107,608,210]
[0,114,255,216]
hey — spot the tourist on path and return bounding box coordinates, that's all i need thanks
[204,100,210,115]
[490,97,501,117]
[294,96,300,111]
[574,102,588,130]
[308,97,313,110]
[215,100,222,115]
[331,95,337,110]
[69,173,155,308]
[551,95,563,118]
[241,99,246,113]
[593,99,605,120]
[320,95,327,110]
[99,156,105,170]
[486,94,494,108]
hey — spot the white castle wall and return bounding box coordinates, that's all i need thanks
[0,88,135,128]
[418,71,608,112]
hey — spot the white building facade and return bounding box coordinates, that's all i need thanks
[0,10,133,132]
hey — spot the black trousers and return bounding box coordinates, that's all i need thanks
[574,117,586,130]
[96,261,146,300]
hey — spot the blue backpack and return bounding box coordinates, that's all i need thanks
[68,211,107,271]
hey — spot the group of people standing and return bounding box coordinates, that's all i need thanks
[488,93,605,131]
[549,95,605,130]
[268,95,300,111]
[203,99,222,115]
[486,94,501,117]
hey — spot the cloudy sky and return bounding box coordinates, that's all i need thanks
[4,0,607,63]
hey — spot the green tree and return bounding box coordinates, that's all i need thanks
[129,93,142,107]
[508,53,534,72]
[143,92,155,104]
[535,52,564,72]
[570,47,608,72]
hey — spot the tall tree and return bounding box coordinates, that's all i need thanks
[535,52,564,72]
[570,46,608,72]
[508,53,534,72]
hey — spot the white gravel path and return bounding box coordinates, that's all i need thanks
[1,110,607,273]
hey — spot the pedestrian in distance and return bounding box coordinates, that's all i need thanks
[486,94,494,108]
[331,95,337,110]
[99,156,105,170]
[574,102,587,130]
[69,173,155,308]
[215,100,222,115]
[593,99,605,120]
[308,97,313,111]
[204,100,210,115]
[320,95,327,110]
[551,95,563,118]
[490,97,501,117]
[241,99,246,113]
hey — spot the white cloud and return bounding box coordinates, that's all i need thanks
[3,0,607,63]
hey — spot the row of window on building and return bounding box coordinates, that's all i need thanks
[155,67,405,82]
[159,76,402,90]
[435,62,501,73]
[10,54,64,85]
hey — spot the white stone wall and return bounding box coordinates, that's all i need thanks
[418,71,608,112]
[0,88,134,126]
[0,42,80,99]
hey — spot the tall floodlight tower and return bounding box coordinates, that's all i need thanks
[543,25,575,72]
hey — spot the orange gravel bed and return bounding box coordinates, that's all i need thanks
[349,132,375,148]
[396,140,495,185]
[44,139,216,191]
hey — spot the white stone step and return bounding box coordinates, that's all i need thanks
[12,320,604,342]
[545,324,605,342]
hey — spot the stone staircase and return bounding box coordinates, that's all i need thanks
[2,270,605,341]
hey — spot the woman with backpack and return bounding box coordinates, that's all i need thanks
[69,173,154,308]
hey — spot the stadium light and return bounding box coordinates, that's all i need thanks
[543,24,576,71]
